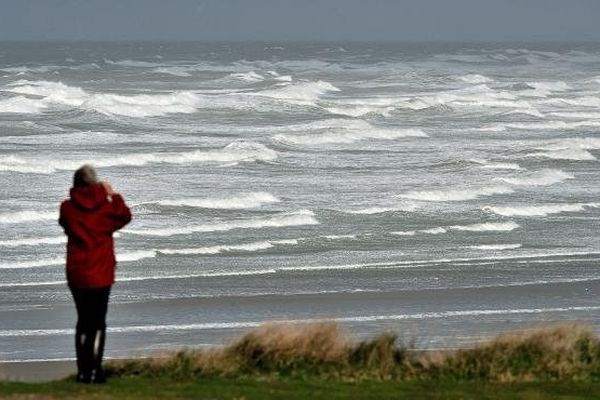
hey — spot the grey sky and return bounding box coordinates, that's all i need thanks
[2,0,600,42]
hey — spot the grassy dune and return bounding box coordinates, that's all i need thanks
[4,322,600,399]
[108,322,600,382]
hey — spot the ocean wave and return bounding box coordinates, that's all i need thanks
[0,236,65,247]
[448,221,520,232]
[469,159,522,170]
[228,71,265,82]
[526,81,571,93]
[104,59,163,68]
[477,120,600,132]
[456,74,493,84]
[122,210,319,237]
[4,80,203,117]
[0,250,157,269]
[391,221,519,236]
[5,305,600,337]
[0,141,277,174]
[273,119,426,145]
[405,84,534,111]
[0,210,57,224]
[152,66,192,77]
[149,192,280,209]
[398,185,513,202]
[528,138,600,161]
[483,203,600,217]
[249,80,340,102]
[529,148,596,161]
[159,239,298,255]
[0,96,48,114]
[343,204,419,214]
[496,169,574,187]
[465,244,522,250]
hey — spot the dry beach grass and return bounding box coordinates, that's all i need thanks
[106,322,600,382]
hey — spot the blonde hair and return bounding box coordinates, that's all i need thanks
[73,164,98,187]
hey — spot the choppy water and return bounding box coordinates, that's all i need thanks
[1,42,599,361]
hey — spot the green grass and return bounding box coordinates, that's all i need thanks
[4,377,600,400]
[4,323,600,399]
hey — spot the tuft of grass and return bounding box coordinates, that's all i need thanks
[106,322,600,382]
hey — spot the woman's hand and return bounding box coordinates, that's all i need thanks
[101,181,116,196]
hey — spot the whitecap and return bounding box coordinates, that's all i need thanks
[159,239,298,255]
[0,210,57,224]
[483,203,600,217]
[0,141,277,174]
[398,185,513,202]
[122,210,319,237]
[465,244,522,250]
[0,236,65,247]
[455,74,493,84]
[149,192,280,209]
[496,169,574,186]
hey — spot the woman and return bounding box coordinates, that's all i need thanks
[58,165,132,383]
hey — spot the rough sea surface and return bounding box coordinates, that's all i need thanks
[0,42,599,361]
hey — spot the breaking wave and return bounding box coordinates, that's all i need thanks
[0,141,277,174]
[399,185,513,202]
[483,203,600,217]
[0,236,65,248]
[0,210,57,225]
[150,192,280,209]
[496,169,574,186]
[391,221,519,236]
[159,239,299,255]
[122,210,319,237]
[273,119,427,145]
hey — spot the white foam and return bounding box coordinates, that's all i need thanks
[529,138,600,161]
[274,121,426,145]
[0,96,48,114]
[5,305,600,337]
[0,236,65,248]
[159,239,298,255]
[456,74,493,84]
[392,221,519,236]
[526,81,571,92]
[483,203,600,217]
[420,227,447,235]
[470,159,522,170]
[390,231,416,236]
[496,169,574,187]
[0,250,157,269]
[228,71,265,82]
[448,221,520,232]
[0,257,64,269]
[151,192,279,209]
[529,148,596,161]
[123,210,319,237]
[250,80,340,103]
[465,244,522,250]
[477,120,600,132]
[3,80,207,117]
[153,67,192,77]
[399,185,513,202]
[0,210,57,224]
[0,141,277,174]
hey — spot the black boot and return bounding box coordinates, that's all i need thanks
[90,328,107,384]
[75,329,91,383]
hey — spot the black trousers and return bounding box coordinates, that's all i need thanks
[70,286,111,381]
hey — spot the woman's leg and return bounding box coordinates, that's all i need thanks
[70,286,111,383]
[70,287,93,382]
[89,286,111,383]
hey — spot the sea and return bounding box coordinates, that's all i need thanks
[0,42,599,361]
